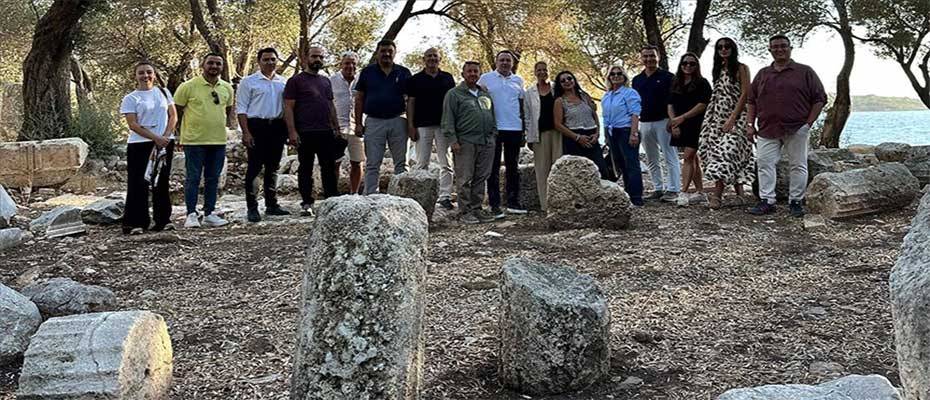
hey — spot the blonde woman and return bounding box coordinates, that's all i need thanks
[601,65,644,206]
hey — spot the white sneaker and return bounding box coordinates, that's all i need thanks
[202,214,229,228]
[184,213,201,228]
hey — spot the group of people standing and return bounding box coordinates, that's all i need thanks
[117,33,826,233]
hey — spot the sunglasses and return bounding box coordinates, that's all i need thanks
[559,76,575,83]
[681,61,698,67]
[716,44,732,50]
[609,72,624,77]
[211,91,220,105]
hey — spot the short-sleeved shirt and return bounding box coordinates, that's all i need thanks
[748,60,828,139]
[669,78,712,133]
[632,69,674,122]
[284,72,334,132]
[330,72,357,134]
[354,63,412,119]
[235,71,287,119]
[406,70,456,127]
[120,88,174,143]
[478,71,525,131]
[174,76,234,145]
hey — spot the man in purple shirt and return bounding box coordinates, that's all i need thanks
[746,34,827,217]
[284,45,340,217]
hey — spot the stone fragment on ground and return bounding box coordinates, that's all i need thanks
[547,155,631,230]
[17,311,173,400]
[904,155,930,186]
[875,142,912,162]
[498,257,610,395]
[388,169,439,219]
[0,184,15,228]
[716,374,900,400]
[275,174,299,194]
[0,227,27,251]
[80,198,124,225]
[0,283,41,366]
[890,191,930,400]
[0,138,89,189]
[22,277,117,318]
[807,162,920,219]
[290,195,428,400]
[29,205,86,238]
[803,214,827,230]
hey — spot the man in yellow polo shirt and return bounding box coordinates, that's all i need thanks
[174,53,235,228]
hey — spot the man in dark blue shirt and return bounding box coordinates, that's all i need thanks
[632,45,681,202]
[354,39,413,194]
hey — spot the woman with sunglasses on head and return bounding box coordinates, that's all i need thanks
[667,53,712,205]
[699,37,755,209]
[552,71,609,178]
[602,65,644,206]
[119,61,178,234]
[523,61,561,210]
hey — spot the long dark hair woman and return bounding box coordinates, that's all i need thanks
[699,37,755,209]
[552,70,608,178]
[667,52,711,204]
[119,61,178,234]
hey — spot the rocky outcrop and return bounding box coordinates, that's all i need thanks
[388,169,439,219]
[717,374,901,400]
[806,163,920,219]
[875,142,912,162]
[290,195,428,400]
[22,278,117,318]
[0,283,41,366]
[0,138,89,189]
[546,156,631,230]
[498,258,610,395]
[80,198,124,225]
[0,184,15,228]
[890,191,930,400]
[29,206,86,238]
[17,311,173,400]
[904,156,930,186]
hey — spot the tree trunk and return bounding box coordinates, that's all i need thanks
[370,0,418,65]
[820,1,855,148]
[641,0,669,69]
[687,0,712,57]
[20,0,95,141]
[189,0,230,81]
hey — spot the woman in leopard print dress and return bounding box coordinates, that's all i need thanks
[699,37,755,208]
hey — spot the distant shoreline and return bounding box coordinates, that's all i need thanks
[851,95,926,112]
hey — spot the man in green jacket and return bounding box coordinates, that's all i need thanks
[442,61,498,224]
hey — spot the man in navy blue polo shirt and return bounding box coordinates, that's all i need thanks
[632,45,681,202]
[354,39,413,195]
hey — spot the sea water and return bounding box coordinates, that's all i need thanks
[842,110,930,146]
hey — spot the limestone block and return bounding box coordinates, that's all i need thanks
[498,258,610,395]
[29,206,86,238]
[0,283,41,365]
[0,227,26,251]
[875,142,912,162]
[290,195,428,400]
[0,138,89,189]
[0,184,15,228]
[547,156,631,230]
[17,311,173,400]
[388,169,439,219]
[80,198,124,225]
[904,156,930,186]
[807,163,920,219]
[717,374,900,400]
[22,278,117,318]
[890,191,930,400]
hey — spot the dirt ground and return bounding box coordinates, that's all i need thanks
[0,194,910,399]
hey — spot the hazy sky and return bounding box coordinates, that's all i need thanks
[386,3,919,99]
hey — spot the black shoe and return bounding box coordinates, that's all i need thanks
[789,200,805,218]
[265,205,291,216]
[645,191,665,201]
[247,209,262,223]
[748,200,776,215]
[439,199,454,210]
[490,207,506,220]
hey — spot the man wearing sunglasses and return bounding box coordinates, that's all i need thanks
[747,34,826,217]
[174,53,235,229]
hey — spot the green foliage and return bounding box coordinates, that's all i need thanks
[323,4,382,61]
[715,0,827,56]
[68,103,122,159]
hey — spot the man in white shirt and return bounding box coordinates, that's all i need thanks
[478,50,527,218]
[236,47,291,222]
[330,51,363,195]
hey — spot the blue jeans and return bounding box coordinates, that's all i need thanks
[607,127,644,205]
[184,145,226,215]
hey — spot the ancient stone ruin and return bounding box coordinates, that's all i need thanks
[21,277,117,318]
[546,155,631,230]
[716,374,901,399]
[0,138,89,190]
[806,162,920,219]
[290,195,429,400]
[0,283,41,366]
[388,169,440,220]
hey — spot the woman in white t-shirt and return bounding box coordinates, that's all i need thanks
[119,61,178,234]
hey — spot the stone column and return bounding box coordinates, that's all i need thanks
[291,194,429,400]
[807,162,920,219]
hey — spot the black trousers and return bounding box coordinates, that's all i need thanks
[124,140,174,230]
[297,130,339,206]
[563,128,610,180]
[487,130,523,209]
[244,118,287,210]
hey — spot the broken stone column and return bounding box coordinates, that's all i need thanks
[0,138,89,189]
[806,162,920,219]
[547,156,631,230]
[388,169,439,220]
[498,257,611,395]
[890,191,930,400]
[717,374,901,399]
[0,283,41,366]
[17,311,173,400]
[290,194,428,400]
[29,205,86,238]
